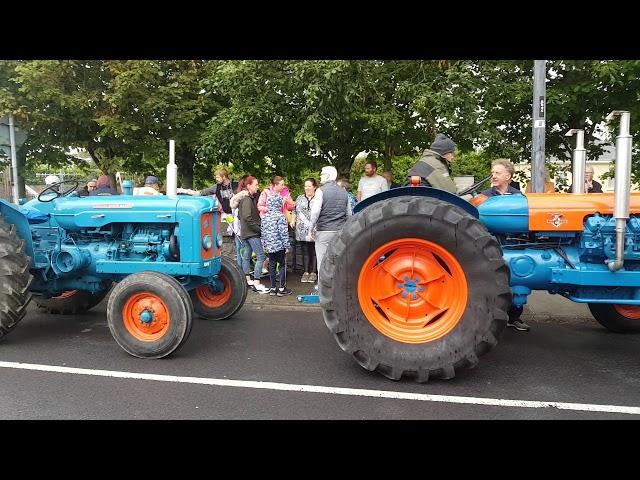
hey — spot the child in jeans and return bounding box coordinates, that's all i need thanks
[261,194,292,296]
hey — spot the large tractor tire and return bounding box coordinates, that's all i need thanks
[107,271,194,358]
[144,271,195,350]
[588,303,640,333]
[0,217,33,339]
[320,196,512,382]
[33,284,112,315]
[190,256,248,320]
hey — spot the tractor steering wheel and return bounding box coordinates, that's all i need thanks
[38,181,80,202]
[457,175,491,197]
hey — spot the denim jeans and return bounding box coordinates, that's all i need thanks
[242,236,265,281]
[234,234,245,269]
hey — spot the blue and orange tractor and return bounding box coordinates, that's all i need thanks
[319,111,640,382]
[0,178,247,358]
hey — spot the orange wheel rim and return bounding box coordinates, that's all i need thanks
[195,273,232,308]
[358,238,468,344]
[614,304,640,319]
[122,292,171,341]
[55,290,78,299]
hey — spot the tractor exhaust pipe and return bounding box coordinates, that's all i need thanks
[606,111,632,272]
[566,129,586,194]
[166,139,178,197]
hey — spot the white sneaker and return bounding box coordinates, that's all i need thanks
[246,277,254,287]
[253,281,270,294]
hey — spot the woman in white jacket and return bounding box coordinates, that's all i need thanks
[291,177,318,283]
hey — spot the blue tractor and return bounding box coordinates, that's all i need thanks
[0,178,247,358]
[319,111,640,382]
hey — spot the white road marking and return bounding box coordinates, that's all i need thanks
[0,360,638,415]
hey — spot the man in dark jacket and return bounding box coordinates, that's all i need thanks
[77,177,97,197]
[237,176,269,293]
[407,133,458,193]
[90,175,119,196]
[569,166,603,193]
[177,168,238,214]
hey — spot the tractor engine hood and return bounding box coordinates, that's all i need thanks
[51,195,216,231]
[477,194,530,234]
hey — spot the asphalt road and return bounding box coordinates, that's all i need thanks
[0,301,639,419]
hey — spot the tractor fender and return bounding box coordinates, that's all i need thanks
[0,198,35,261]
[353,186,479,218]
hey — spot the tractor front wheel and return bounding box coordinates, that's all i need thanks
[588,303,640,333]
[190,257,248,320]
[107,272,193,358]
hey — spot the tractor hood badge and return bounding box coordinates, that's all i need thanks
[92,203,133,209]
[547,213,568,228]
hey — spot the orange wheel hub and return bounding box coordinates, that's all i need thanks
[122,292,170,341]
[614,304,640,319]
[358,238,468,344]
[195,273,231,308]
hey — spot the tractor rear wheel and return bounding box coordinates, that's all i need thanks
[33,284,112,315]
[319,196,512,382]
[107,272,193,358]
[0,216,33,339]
[190,256,248,320]
[588,303,640,333]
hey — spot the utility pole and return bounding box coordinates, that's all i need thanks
[8,115,20,204]
[531,60,546,193]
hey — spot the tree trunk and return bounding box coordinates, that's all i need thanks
[177,147,195,189]
[383,142,394,172]
[335,156,354,180]
[108,173,118,192]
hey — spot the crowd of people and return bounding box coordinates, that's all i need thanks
[42,133,606,320]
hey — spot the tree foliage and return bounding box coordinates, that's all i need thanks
[3,59,640,190]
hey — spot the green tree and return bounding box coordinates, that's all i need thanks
[5,60,138,187]
[104,60,224,188]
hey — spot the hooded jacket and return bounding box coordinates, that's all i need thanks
[407,149,457,193]
[257,186,294,217]
[260,195,291,253]
[230,190,250,237]
[237,190,262,240]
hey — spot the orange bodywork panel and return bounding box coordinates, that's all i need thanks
[527,193,640,231]
[200,212,214,260]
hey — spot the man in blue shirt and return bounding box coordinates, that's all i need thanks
[481,159,530,332]
[482,159,522,197]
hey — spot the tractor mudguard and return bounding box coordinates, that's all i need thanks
[0,198,35,260]
[353,186,479,219]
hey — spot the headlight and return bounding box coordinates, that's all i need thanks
[202,235,213,251]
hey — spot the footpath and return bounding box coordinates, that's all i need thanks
[241,264,594,324]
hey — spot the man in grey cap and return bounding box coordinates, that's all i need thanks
[134,175,162,196]
[407,133,458,193]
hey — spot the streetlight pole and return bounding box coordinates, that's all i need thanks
[8,115,19,204]
[531,60,546,193]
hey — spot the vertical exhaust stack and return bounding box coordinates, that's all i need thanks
[606,111,633,272]
[166,139,178,198]
[566,129,586,194]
